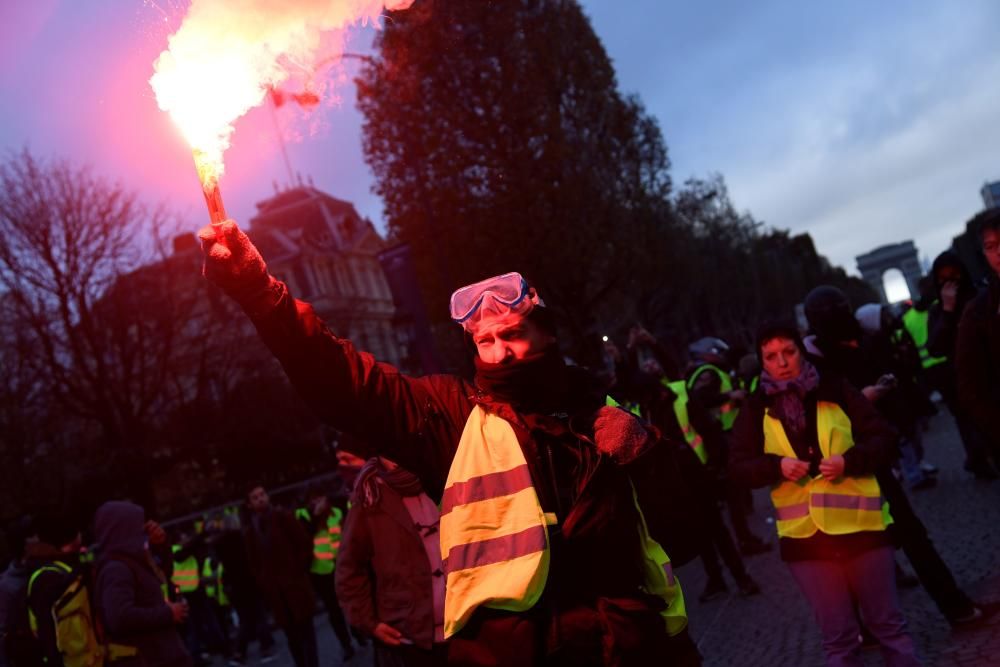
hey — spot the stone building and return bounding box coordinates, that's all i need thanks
[248,186,404,366]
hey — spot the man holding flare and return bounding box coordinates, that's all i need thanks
[199,220,699,666]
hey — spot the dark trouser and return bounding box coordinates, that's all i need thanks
[878,470,974,620]
[310,572,354,653]
[446,602,702,667]
[925,364,996,469]
[787,547,920,667]
[699,502,748,583]
[182,590,227,660]
[375,643,448,667]
[233,594,275,657]
[281,615,319,667]
[720,434,764,545]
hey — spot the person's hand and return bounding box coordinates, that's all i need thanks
[940,281,958,312]
[373,622,404,646]
[781,457,810,482]
[592,406,653,464]
[144,520,166,546]
[628,325,656,349]
[862,384,888,402]
[169,600,189,624]
[198,219,270,303]
[876,373,897,389]
[819,455,846,481]
[311,496,330,517]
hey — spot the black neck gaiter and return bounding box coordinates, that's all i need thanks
[474,346,573,413]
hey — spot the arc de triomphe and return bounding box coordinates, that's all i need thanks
[855,241,923,304]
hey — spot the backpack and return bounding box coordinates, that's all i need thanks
[28,562,138,667]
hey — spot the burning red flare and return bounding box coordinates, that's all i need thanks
[149,0,414,226]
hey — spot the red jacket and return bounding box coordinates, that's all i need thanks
[241,279,698,665]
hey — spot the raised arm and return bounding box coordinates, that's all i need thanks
[199,221,472,495]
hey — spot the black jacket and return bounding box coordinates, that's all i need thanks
[25,548,77,666]
[956,276,1000,445]
[93,501,191,667]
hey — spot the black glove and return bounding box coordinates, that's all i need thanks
[198,220,275,310]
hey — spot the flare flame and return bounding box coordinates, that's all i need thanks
[150,0,413,201]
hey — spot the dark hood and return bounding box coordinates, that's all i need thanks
[930,250,975,305]
[94,501,147,559]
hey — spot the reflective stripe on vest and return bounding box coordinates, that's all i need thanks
[201,558,228,605]
[311,508,344,576]
[664,379,708,464]
[27,561,73,636]
[902,307,947,369]
[440,406,689,639]
[763,401,891,538]
[171,548,200,593]
[440,406,551,638]
[688,364,738,430]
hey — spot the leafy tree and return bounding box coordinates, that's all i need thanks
[357,0,673,364]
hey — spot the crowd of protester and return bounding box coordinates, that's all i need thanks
[2,208,1000,666]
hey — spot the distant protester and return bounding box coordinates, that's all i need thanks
[244,485,318,667]
[93,501,192,667]
[337,457,448,666]
[956,208,1000,476]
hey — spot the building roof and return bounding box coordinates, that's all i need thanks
[248,186,382,264]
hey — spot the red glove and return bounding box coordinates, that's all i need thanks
[198,220,275,310]
[592,406,654,464]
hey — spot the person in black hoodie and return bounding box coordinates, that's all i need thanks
[803,287,984,627]
[93,501,192,667]
[955,209,1000,475]
[925,250,997,478]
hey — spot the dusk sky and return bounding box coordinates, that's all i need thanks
[1,0,998,288]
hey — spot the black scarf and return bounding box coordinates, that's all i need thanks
[474,347,578,413]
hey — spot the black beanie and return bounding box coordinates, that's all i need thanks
[804,286,862,344]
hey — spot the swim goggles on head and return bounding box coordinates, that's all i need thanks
[449,272,542,331]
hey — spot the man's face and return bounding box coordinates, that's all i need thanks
[247,486,270,514]
[470,312,555,364]
[982,229,1000,277]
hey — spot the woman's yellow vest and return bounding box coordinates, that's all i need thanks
[440,406,687,638]
[764,401,891,538]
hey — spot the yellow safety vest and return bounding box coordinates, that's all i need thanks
[763,401,890,539]
[439,406,687,638]
[310,509,343,576]
[605,395,642,417]
[688,364,738,431]
[171,547,200,594]
[901,307,947,369]
[664,379,708,464]
[202,558,228,606]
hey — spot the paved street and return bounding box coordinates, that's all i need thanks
[232,407,1000,667]
[679,408,1000,667]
